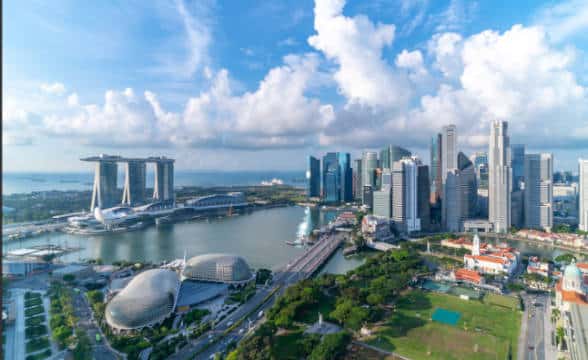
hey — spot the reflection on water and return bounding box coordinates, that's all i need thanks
[3,206,368,274]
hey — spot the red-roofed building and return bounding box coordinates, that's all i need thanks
[454,269,484,285]
[463,234,518,275]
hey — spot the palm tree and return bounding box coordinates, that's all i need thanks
[551,308,560,324]
[556,326,565,350]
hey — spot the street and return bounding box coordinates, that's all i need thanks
[521,292,551,360]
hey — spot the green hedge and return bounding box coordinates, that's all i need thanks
[25,306,44,318]
[26,325,48,339]
[25,315,46,327]
[25,297,43,308]
[25,337,50,354]
[25,349,51,360]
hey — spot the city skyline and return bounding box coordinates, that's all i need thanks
[4,0,588,173]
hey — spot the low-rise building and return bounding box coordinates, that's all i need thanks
[527,256,551,277]
[361,215,393,243]
[463,234,519,276]
[453,268,484,285]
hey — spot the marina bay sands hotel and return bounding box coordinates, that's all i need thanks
[81,154,174,210]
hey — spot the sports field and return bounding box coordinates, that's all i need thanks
[366,290,521,360]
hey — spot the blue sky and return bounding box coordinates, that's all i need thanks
[4,0,588,172]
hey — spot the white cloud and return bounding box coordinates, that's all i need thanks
[10,54,334,150]
[67,93,79,107]
[39,82,66,95]
[308,0,410,108]
[534,0,588,42]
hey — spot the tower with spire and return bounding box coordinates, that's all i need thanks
[472,232,480,256]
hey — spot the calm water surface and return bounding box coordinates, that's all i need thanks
[3,206,371,274]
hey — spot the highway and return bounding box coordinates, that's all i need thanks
[170,231,346,360]
[522,293,550,360]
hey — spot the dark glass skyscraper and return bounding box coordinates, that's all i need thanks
[322,152,340,203]
[338,153,353,202]
[380,145,411,169]
[307,156,321,198]
[511,144,525,191]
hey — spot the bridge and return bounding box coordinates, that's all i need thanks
[170,230,346,360]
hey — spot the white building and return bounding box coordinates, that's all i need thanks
[392,157,421,233]
[463,234,518,275]
[488,120,512,233]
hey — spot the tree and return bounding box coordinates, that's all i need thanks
[62,274,75,283]
[366,293,384,306]
[556,327,565,349]
[309,332,350,360]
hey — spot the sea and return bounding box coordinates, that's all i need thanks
[2,171,307,195]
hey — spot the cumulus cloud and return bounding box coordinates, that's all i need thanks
[308,0,410,108]
[10,54,334,149]
[534,0,588,42]
[415,24,587,148]
[39,82,66,95]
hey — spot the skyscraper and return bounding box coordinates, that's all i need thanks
[441,125,457,186]
[392,157,421,233]
[373,187,393,218]
[380,145,411,169]
[511,144,525,191]
[524,153,553,232]
[153,159,175,203]
[322,153,340,203]
[430,134,442,204]
[352,159,362,201]
[578,159,588,231]
[361,151,378,204]
[122,160,146,206]
[90,160,118,210]
[339,153,353,202]
[444,153,477,232]
[417,164,431,232]
[307,156,321,198]
[489,121,512,233]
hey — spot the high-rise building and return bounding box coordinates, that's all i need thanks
[373,187,393,218]
[89,160,118,210]
[441,125,458,186]
[511,144,525,191]
[392,157,421,233]
[322,153,340,203]
[363,185,374,210]
[352,159,362,201]
[430,134,442,204]
[524,153,553,232]
[417,164,431,232]
[122,160,146,206]
[307,156,321,198]
[511,190,524,229]
[444,153,477,232]
[381,168,392,188]
[153,159,175,203]
[489,120,512,233]
[361,151,378,203]
[380,145,411,169]
[579,159,588,231]
[338,153,353,202]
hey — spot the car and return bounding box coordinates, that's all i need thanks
[258,310,264,318]
[528,346,534,350]
[239,328,244,335]
[227,321,233,327]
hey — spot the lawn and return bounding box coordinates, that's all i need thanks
[366,290,520,360]
[483,293,520,311]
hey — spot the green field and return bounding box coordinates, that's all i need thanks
[366,290,521,360]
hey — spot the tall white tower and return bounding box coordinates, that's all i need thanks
[472,233,480,256]
[488,121,512,233]
[580,159,588,232]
